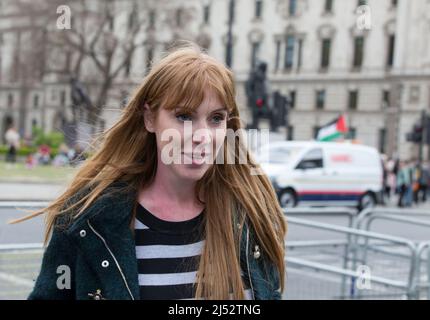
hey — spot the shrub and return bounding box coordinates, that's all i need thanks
[32,126,65,149]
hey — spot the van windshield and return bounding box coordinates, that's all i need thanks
[257,146,303,164]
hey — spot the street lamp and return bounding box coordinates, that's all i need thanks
[202,0,213,9]
[226,0,235,68]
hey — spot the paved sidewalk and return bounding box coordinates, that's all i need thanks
[0,182,67,201]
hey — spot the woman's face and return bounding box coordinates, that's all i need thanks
[146,89,229,182]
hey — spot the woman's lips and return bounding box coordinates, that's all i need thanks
[181,152,212,165]
[182,153,205,159]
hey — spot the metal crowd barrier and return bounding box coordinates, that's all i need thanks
[284,207,430,300]
[285,207,358,299]
[353,207,430,299]
[2,202,430,300]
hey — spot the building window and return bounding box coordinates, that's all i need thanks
[120,90,129,108]
[287,125,294,141]
[348,90,358,110]
[316,90,326,109]
[275,40,281,71]
[225,42,234,68]
[297,38,303,69]
[289,90,296,109]
[382,90,390,107]
[125,52,132,77]
[33,95,39,109]
[203,5,210,24]
[387,35,395,68]
[251,42,260,69]
[128,9,137,31]
[289,0,297,16]
[357,0,367,6]
[313,126,321,139]
[391,0,398,8]
[321,38,331,69]
[51,89,57,101]
[176,8,183,27]
[149,10,156,28]
[409,86,420,104]
[146,47,154,73]
[7,93,14,107]
[108,14,114,31]
[379,128,387,154]
[284,35,295,70]
[324,0,334,13]
[60,90,66,106]
[353,36,364,68]
[255,0,263,19]
[129,5,138,30]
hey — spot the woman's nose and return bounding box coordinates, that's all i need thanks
[193,129,212,144]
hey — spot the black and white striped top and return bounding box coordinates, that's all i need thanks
[134,202,253,300]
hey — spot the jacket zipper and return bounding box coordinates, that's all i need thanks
[245,225,256,300]
[87,220,135,300]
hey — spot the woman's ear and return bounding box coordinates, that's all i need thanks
[143,103,155,133]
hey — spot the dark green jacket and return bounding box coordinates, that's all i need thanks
[28,183,282,300]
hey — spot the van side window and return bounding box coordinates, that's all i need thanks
[295,148,323,170]
[269,147,293,164]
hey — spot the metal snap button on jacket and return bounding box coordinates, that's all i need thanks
[79,229,86,237]
[88,289,105,300]
[101,260,109,268]
[253,245,261,259]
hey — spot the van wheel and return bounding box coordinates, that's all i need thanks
[358,192,376,211]
[279,189,297,208]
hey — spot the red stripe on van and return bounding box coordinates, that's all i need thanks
[297,191,363,195]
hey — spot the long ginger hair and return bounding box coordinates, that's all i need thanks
[12,43,287,300]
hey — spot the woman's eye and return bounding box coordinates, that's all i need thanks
[211,114,226,124]
[176,114,192,122]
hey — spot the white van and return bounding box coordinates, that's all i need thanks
[255,141,383,209]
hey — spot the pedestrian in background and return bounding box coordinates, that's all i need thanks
[68,144,86,167]
[36,144,51,165]
[386,158,396,202]
[397,160,413,207]
[52,143,70,167]
[418,162,429,203]
[406,160,415,207]
[4,125,20,164]
[412,161,421,204]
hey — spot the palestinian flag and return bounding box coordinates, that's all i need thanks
[316,115,348,141]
